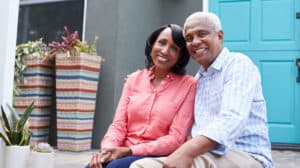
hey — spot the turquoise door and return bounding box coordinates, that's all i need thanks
[210,0,300,144]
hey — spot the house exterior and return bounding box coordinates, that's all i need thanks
[0,1,299,161]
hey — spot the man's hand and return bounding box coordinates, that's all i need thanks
[162,145,194,168]
[163,136,217,168]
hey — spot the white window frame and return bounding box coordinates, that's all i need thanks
[0,0,87,105]
[0,0,20,166]
[19,0,87,40]
[0,0,20,106]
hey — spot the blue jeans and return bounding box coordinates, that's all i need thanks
[85,156,146,168]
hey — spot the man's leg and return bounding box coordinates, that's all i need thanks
[193,149,262,168]
[130,149,262,168]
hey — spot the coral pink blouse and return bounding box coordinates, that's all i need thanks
[101,69,196,156]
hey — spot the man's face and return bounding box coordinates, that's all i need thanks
[184,18,223,69]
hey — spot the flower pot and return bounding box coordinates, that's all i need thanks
[4,145,30,168]
[30,151,54,168]
[0,139,4,168]
[55,52,102,151]
[14,56,54,144]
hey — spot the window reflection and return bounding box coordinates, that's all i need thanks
[17,0,84,44]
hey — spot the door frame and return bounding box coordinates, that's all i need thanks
[203,0,209,12]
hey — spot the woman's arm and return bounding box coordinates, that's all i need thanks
[101,79,131,148]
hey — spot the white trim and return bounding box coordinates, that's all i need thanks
[0,1,20,166]
[203,0,209,12]
[82,0,87,41]
[0,0,19,105]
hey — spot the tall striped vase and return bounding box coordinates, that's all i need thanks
[55,52,102,151]
[14,56,54,144]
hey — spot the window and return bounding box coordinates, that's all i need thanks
[17,0,84,44]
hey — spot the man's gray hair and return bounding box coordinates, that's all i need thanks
[183,12,222,36]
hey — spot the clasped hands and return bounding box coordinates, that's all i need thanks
[89,146,132,168]
[89,144,194,168]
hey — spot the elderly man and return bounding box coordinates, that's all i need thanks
[130,11,273,168]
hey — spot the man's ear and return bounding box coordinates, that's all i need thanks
[218,30,224,41]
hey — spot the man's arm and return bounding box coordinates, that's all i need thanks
[163,135,217,168]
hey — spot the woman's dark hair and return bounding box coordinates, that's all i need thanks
[145,24,190,75]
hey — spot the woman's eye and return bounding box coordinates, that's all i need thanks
[170,46,179,52]
[158,40,166,45]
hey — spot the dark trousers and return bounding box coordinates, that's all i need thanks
[85,156,146,168]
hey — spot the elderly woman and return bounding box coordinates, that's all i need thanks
[88,24,196,168]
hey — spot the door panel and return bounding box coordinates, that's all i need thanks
[210,0,300,144]
[211,0,300,51]
[219,1,251,42]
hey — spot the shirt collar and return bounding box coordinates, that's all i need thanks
[210,47,228,71]
[195,47,229,78]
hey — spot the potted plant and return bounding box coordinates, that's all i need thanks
[49,26,102,151]
[0,102,34,168]
[30,142,54,168]
[14,39,54,144]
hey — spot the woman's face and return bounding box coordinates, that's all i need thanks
[151,27,181,72]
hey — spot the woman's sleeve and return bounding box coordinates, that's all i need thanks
[129,81,196,156]
[100,78,131,148]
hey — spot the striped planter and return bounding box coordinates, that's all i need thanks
[55,53,101,151]
[14,56,54,144]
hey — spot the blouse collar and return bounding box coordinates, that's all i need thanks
[147,66,175,81]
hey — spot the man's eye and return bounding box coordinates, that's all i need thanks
[185,36,193,42]
[198,32,210,38]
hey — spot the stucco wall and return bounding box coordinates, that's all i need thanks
[85,0,162,148]
[161,0,202,75]
[84,0,202,148]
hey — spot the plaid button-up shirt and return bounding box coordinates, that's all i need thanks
[191,48,274,168]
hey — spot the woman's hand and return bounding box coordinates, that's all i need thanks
[89,147,132,167]
[89,152,107,168]
[100,146,132,162]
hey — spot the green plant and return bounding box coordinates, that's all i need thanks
[48,26,99,59]
[0,102,34,146]
[14,39,48,97]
